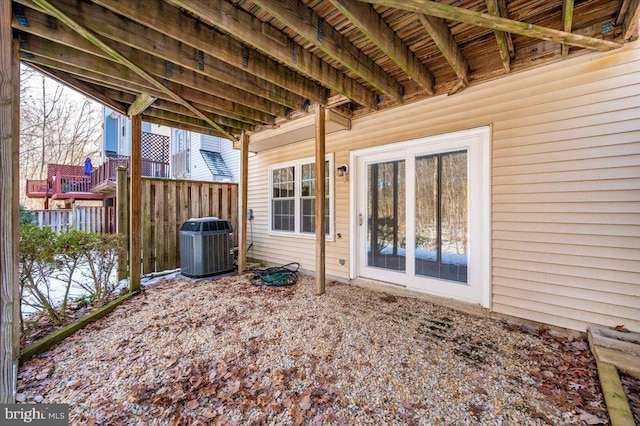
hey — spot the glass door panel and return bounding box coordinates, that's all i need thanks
[415,151,468,283]
[367,160,406,272]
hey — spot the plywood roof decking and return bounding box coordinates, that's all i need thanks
[11,0,639,141]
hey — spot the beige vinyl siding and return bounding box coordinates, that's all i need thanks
[247,41,640,332]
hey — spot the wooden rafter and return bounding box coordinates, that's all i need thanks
[21,47,276,126]
[31,0,238,141]
[497,0,514,58]
[15,1,302,113]
[18,34,277,126]
[252,0,403,102]
[167,0,376,108]
[147,104,257,133]
[142,109,240,134]
[328,0,433,94]
[89,0,324,107]
[616,0,633,25]
[28,63,127,114]
[623,0,640,39]
[140,115,226,137]
[357,0,622,51]
[486,0,512,72]
[417,14,469,85]
[97,87,264,127]
[561,0,575,57]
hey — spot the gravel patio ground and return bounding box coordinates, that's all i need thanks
[17,274,609,425]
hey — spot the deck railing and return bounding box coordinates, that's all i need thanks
[25,179,52,198]
[52,174,92,194]
[90,157,169,190]
[90,157,129,189]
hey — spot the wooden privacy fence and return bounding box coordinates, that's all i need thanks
[32,206,111,233]
[117,169,238,275]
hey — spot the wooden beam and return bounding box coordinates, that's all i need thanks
[23,52,275,125]
[252,0,402,102]
[31,0,238,142]
[142,108,246,134]
[616,0,633,25]
[127,93,156,116]
[357,0,622,51]
[129,115,142,292]
[623,0,640,40]
[116,167,129,282]
[97,87,264,127]
[18,28,285,121]
[20,292,136,362]
[89,0,325,106]
[561,0,575,57]
[417,14,469,84]
[27,63,127,115]
[146,104,257,133]
[16,0,310,111]
[15,3,298,115]
[486,0,511,72]
[167,0,376,108]
[140,115,227,138]
[13,8,290,117]
[328,0,433,94]
[497,0,515,57]
[315,104,326,295]
[237,132,249,275]
[0,0,19,401]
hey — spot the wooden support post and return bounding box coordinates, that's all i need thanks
[116,166,129,281]
[237,132,249,274]
[129,115,142,292]
[315,104,326,295]
[0,5,20,402]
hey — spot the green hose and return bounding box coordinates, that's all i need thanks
[250,262,300,286]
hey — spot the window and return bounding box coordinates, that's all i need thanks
[269,154,333,237]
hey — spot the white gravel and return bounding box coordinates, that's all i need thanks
[16,273,606,425]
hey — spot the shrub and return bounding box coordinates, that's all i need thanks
[19,205,34,226]
[76,232,127,303]
[19,226,127,334]
[19,224,62,325]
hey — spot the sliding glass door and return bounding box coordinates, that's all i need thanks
[367,160,406,272]
[354,128,488,305]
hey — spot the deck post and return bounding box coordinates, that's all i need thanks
[238,132,249,274]
[129,115,142,292]
[0,8,20,402]
[116,166,129,281]
[315,104,326,295]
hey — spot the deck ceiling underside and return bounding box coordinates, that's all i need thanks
[11,0,640,142]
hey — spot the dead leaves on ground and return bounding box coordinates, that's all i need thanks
[520,327,608,424]
[121,354,340,425]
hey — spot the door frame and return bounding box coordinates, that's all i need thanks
[349,126,491,308]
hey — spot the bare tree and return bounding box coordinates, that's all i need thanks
[19,65,102,207]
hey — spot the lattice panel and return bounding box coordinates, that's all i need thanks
[141,132,170,163]
[47,163,84,180]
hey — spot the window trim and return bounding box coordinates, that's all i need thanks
[268,153,334,240]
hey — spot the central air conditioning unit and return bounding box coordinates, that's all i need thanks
[179,217,234,278]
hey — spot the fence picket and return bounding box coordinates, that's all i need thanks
[32,207,108,233]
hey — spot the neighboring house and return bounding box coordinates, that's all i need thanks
[103,107,171,161]
[245,42,640,334]
[171,129,239,182]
